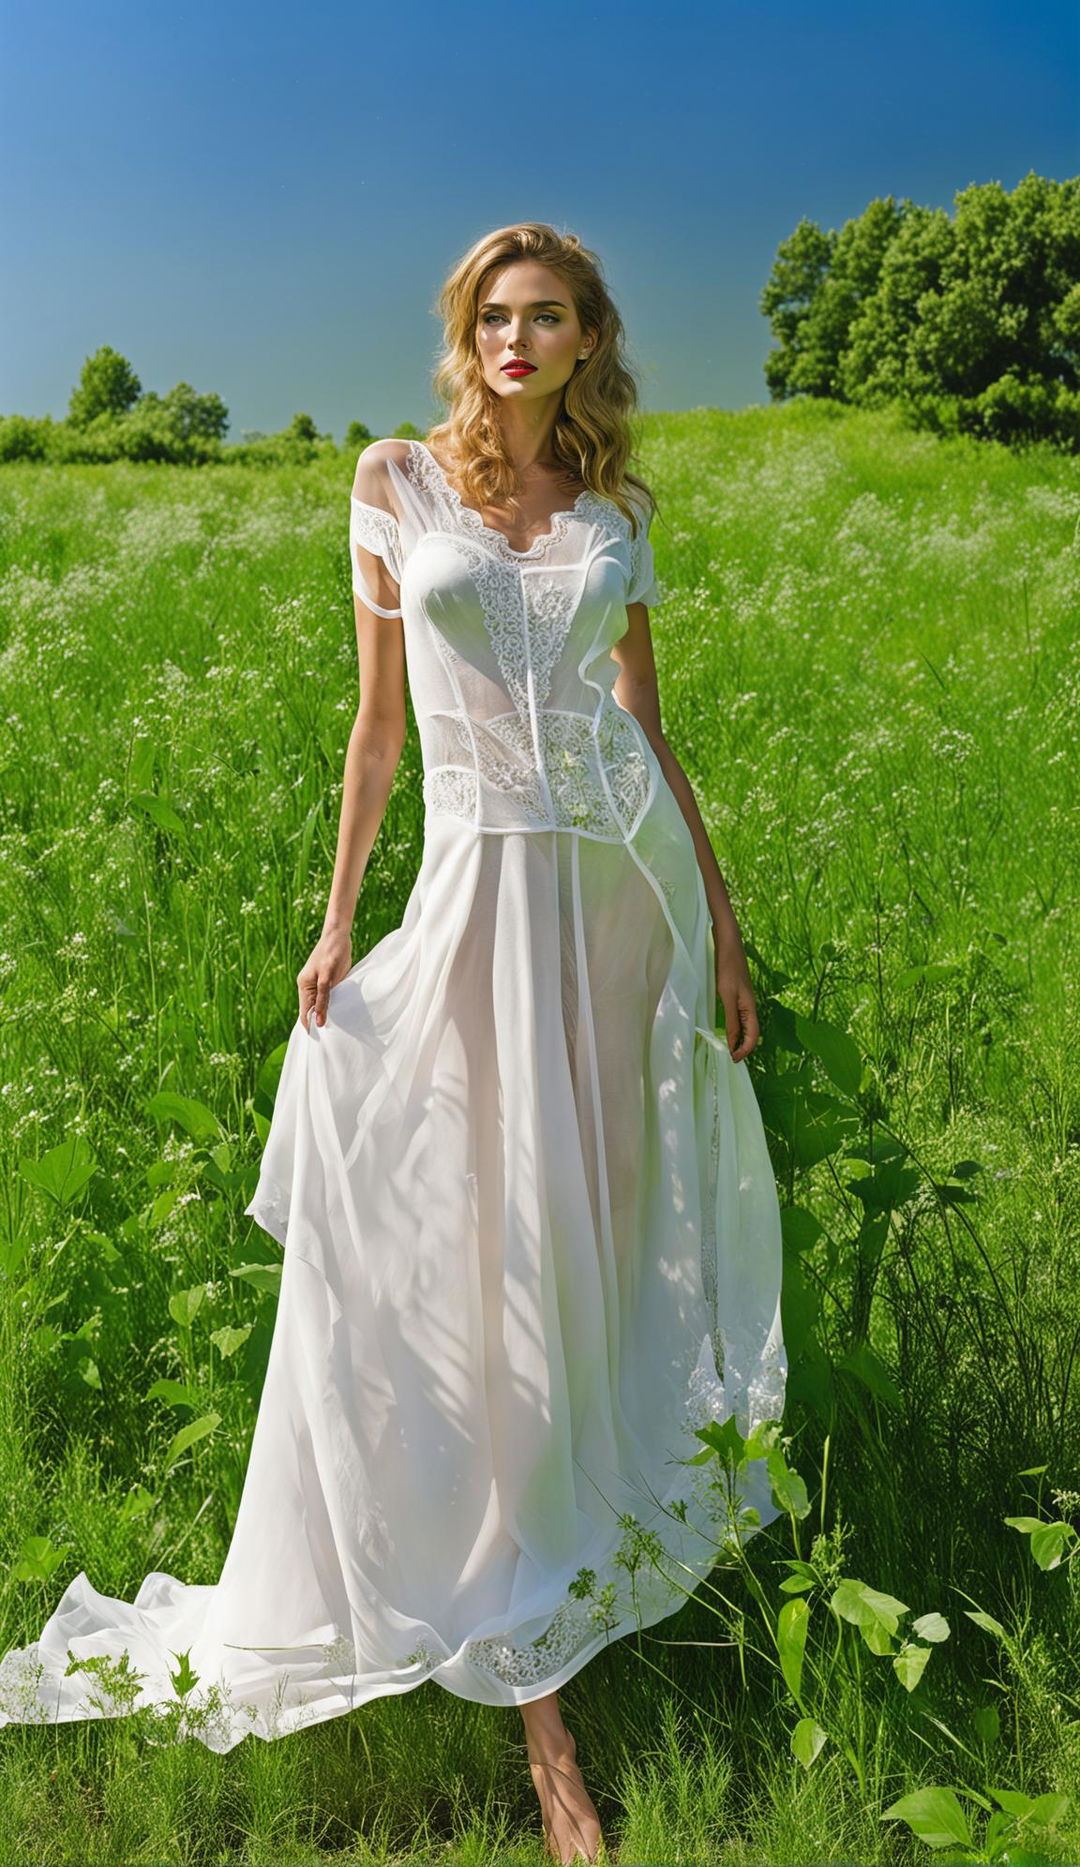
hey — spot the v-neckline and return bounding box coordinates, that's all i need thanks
[408,439,595,560]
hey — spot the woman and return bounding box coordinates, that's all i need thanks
[0,223,787,1866]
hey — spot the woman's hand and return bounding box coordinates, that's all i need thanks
[713,917,760,1062]
[298,926,353,1032]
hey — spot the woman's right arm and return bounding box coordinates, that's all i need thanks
[298,577,406,1031]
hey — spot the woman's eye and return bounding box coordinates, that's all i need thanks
[481,312,559,325]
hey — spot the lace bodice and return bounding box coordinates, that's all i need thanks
[348,439,665,842]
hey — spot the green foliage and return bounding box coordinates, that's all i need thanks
[1,348,390,466]
[0,413,52,461]
[67,344,142,426]
[881,1780,1070,1860]
[0,405,1076,1857]
[761,171,1080,450]
[576,1401,957,1799]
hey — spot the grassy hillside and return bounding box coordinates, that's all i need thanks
[0,398,1077,1862]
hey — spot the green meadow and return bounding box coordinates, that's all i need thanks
[0,397,1078,1863]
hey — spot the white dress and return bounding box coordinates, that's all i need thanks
[0,439,788,1752]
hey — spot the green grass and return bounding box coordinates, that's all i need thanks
[0,397,1077,1862]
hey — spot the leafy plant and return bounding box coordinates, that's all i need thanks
[880,1780,1070,1862]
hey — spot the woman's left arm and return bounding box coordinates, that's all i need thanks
[611,602,761,1061]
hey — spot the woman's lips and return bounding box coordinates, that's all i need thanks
[501,363,536,375]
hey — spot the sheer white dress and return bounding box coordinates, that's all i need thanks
[0,438,787,1751]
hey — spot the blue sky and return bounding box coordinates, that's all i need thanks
[2,0,1076,441]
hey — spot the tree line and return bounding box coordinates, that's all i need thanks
[0,347,422,467]
[2,170,1076,464]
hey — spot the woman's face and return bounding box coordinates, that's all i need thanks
[475,260,595,404]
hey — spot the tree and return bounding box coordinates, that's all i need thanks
[344,419,373,452]
[161,381,229,442]
[287,412,319,443]
[67,345,141,427]
[761,171,1080,450]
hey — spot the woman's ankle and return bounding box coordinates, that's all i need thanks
[522,1706,577,1763]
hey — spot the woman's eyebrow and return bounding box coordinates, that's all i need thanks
[478,299,569,311]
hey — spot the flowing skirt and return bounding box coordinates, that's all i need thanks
[0,808,787,1752]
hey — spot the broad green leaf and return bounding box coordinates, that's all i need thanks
[837,1338,903,1410]
[777,1595,809,1700]
[880,1786,973,1848]
[1029,1521,1075,1570]
[847,1158,920,1212]
[994,1784,1061,1829]
[168,1285,206,1328]
[779,1259,822,1363]
[979,1807,1016,1852]
[1022,1790,1069,1826]
[18,1135,97,1207]
[252,1040,290,1109]
[972,1703,1000,1745]
[146,1378,200,1409]
[893,1641,932,1690]
[127,736,156,793]
[81,1228,121,1261]
[793,1013,863,1097]
[11,1534,71,1583]
[934,1179,979,1208]
[163,1412,221,1472]
[780,1204,824,1255]
[989,1788,1037,1817]
[790,1717,827,1767]
[692,1415,747,1467]
[117,1485,156,1523]
[210,1324,252,1359]
[230,1261,282,1296]
[754,1080,858,1167]
[861,1619,896,1656]
[778,1559,818,1594]
[149,1186,184,1226]
[146,1090,223,1144]
[742,1420,783,1461]
[911,1611,951,1643]
[127,791,187,836]
[767,1448,811,1518]
[831,1577,908,1639]
[894,960,962,989]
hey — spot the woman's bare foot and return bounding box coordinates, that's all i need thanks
[521,1694,604,1865]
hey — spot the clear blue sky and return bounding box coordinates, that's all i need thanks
[2,0,1076,441]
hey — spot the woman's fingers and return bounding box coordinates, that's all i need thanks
[718,978,760,1061]
[297,968,322,1032]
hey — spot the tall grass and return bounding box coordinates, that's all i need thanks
[0,398,1076,1863]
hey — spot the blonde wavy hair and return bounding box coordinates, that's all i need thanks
[426,222,656,539]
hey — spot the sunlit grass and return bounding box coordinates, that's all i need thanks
[0,398,1077,1862]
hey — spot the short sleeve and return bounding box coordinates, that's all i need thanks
[350,442,405,618]
[626,505,660,608]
